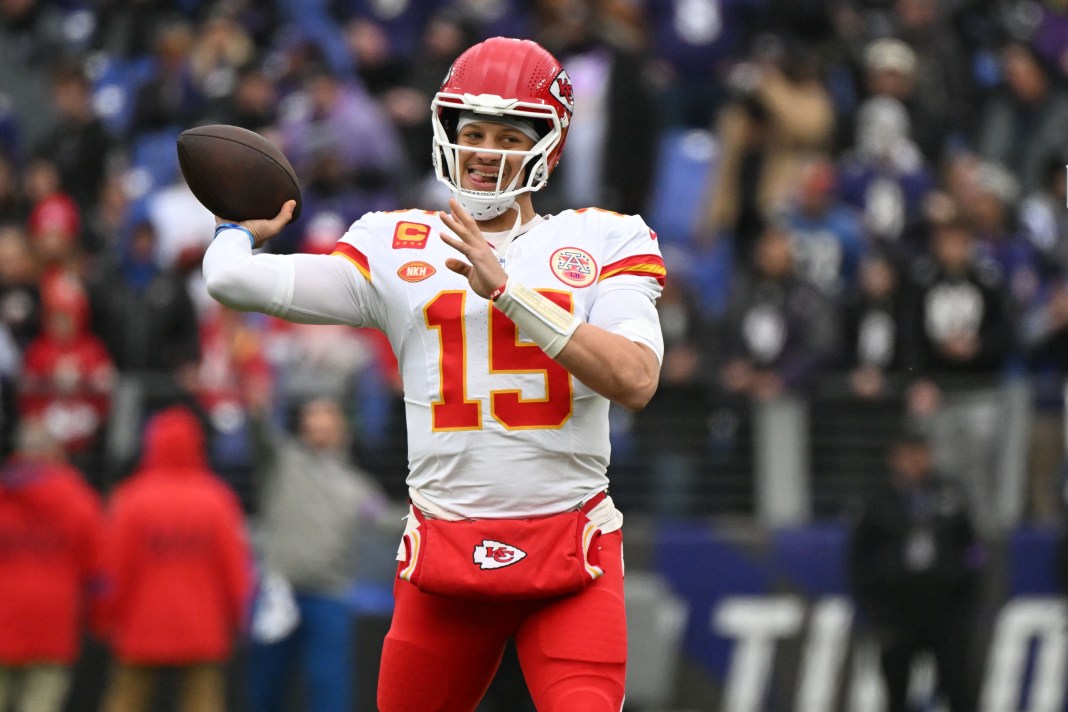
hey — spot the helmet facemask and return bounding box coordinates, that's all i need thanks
[431,93,564,221]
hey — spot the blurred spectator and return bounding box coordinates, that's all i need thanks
[902,208,1012,388]
[259,27,329,100]
[1030,0,1068,80]
[902,207,1015,534]
[0,108,17,173]
[779,154,866,297]
[128,18,205,139]
[90,0,183,60]
[274,0,354,77]
[0,420,105,712]
[83,174,133,260]
[449,0,533,40]
[280,151,385,256]
[0,226,39,456]
[0,153,26,225]
[98,406,252,712]
[277,64,407,187]
[856,27,975,167]
[886,0,975,161]
[86,219,200,401]
[341,0,443,73]
[860,38,918,109]
[380,10,475,177]
[188,10,256,112]
[142,170,215,278]
[23,157,85,289]
[843,250,908,401]
[0,0,70,155]
[33,63,114,220]
[194,305,273,485]
[701,36,836,264]
[19,276,115,482]
[632,277,712,517]
[344,18,403,96]
[535,1,660,216]
[644,0,762,128]
[977,40,1068,194]
[966,161,1042,358]
[210,64,280,133]
[0,225,42,352]
[260,256,377,405]
[1018,153,1068,276]
[1023,275,1068,521]
[849,427,983,712]
[716,225,839,400]
[942,150,988,224]
[0,325,19,459]
[245,394,391,712]
[139,168,215,330]
[273,66,408,251]
[837,95,936,260]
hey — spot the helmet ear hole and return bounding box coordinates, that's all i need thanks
[529,160,547,185]
[439,107,461,141]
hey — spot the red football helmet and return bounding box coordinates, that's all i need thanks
[431,37,574,220]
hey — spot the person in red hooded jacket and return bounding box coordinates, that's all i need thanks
[99,405,252,712]
[0,419,104,712]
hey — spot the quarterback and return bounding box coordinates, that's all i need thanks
[203,37,665,712]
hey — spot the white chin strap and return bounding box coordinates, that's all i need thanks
[454,189,518,221]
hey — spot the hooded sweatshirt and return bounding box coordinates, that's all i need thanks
[101,406,252,663]
[0,457,103,663]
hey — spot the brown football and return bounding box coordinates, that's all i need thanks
[177,124,302,222]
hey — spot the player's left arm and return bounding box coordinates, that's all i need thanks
[440,200,664,412]
[555,295,662,411]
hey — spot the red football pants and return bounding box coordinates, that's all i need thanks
[377,530,626,712]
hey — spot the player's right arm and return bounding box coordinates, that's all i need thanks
[203,200,377,327]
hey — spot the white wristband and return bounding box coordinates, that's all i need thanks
[493,278,581,358]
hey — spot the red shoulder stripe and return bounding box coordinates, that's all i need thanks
[598,254,667,286]
[331,242,371,283]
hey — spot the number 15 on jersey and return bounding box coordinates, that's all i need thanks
[424,290,575,432]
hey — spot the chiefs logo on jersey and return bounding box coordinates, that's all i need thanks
[393,222,430,249]
[473,540,527,570]
[550,247,597,288]
[549,70,575,114]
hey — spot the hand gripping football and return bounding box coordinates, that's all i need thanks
[177,124,302,222]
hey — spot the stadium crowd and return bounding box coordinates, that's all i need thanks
[0,1,1066,508]
[3,0,1068,702]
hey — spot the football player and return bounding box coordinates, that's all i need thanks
[203,36,666,711]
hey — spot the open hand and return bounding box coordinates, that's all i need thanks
[215,200,297,249]
[439,198,508,299]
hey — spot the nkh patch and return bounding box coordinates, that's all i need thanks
[550,247,597,288]
[473,540,527,569]
[392,221,431,249]
[397,261,436,282]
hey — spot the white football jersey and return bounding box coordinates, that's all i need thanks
[330,207,666,519]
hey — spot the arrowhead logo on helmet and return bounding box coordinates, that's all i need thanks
[549,70,575,114]
[473,540,527,570]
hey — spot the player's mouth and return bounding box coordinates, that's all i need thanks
[465,166,503,191]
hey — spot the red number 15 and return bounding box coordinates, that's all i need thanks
[424,290,574,431]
